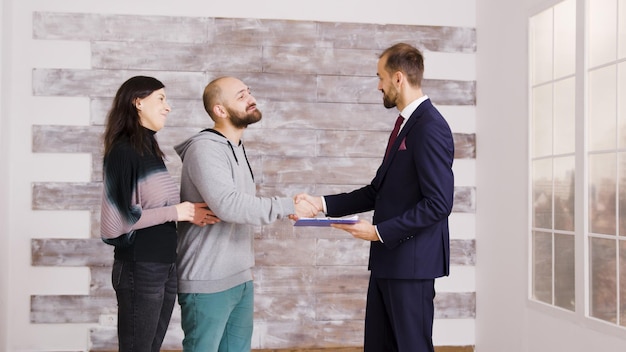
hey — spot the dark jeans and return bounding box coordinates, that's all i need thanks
[112,259,177,352]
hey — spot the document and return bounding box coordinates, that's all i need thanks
[294,215,359,227]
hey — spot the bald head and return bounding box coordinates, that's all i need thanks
[203,76,235,121]
[202,76,261,129]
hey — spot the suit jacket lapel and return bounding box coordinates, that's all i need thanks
[372,99,431,187]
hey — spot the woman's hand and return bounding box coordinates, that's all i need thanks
[175,201,196,221]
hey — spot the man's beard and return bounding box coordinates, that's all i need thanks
[382,89,397,109]
[227,105,262,128]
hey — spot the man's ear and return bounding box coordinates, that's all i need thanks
[213,104,226,118]
[394,71,403,85]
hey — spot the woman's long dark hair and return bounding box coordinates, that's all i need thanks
[103,76,166,158]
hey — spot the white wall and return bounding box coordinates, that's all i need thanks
[476,0,626,351]
[1,0,476,351]
[0,0,9,349]
[475,0,529,348]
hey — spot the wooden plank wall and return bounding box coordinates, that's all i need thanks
[30,12,476,351]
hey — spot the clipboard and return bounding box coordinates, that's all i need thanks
[294,215,358,227]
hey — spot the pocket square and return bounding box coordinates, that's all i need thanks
[398,138,407,151]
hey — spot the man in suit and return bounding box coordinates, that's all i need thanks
[296,43,455,352]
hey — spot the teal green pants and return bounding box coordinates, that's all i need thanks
[178,281,254,352]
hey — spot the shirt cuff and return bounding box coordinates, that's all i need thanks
[321,196,328,214]
[375,225,384,243]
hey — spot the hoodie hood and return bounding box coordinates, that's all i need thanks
[175,128,254,181]
[175,129,228,162]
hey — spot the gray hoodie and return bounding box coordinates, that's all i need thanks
[174,129,295,293]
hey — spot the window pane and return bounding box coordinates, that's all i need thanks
[589,0,618,67]
[533,84,553,157]
[554,0,576,78]
[589,153,617,235]
[533,159,553,229]
[619,62,626,148]
[554,156,575,231]
[533,231,553,304]
[590,237,617,323]
[619,0,626,59]
[617,153,626,236]
[531,8,554,84]
[589,65,617,151]
[554,233,575,310]
[554,77,576,154]
[619,241,626,326]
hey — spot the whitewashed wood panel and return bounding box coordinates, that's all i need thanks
[317,22,476,53]
[32,68,208,99]
[261,156,381,185]
[262,46,378,76]
[31,295,116,323]
[314,292,475,320]
[453,186,476,213]
[32,124,474,161]
[315,293,366,321]
[30,11,477,351]
[213,18,318,47]
[31,182,476,215]
[244,129,319,157]
[90,98,209,126]
[317,75,476,106]
[32,125,102,154]
[316,130,476,159]
[218,72,319,103]
[253,266,317,294]
[254,320,365,348]
[32,182,101,211]
[315,239,371,266]
[91,98,397,131]
[90,267,114,297]
[313,266,371,294]
[31,290,474,323]
[316,239,476,266]
[32,239,474,268]
[450,240,476,266]
[254,292,316,321]
[92,42,263,73]
[32,239,112,266]
[259,101,397,131]
[255,238,317,266]
[33,12,211,43]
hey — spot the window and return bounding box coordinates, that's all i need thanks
[587,0,626,327]
[530,0,576,312]
[530,0,626,328]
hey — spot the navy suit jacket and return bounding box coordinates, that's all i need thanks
[325,98,455,280]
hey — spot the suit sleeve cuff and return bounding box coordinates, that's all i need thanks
[375,225,384,243]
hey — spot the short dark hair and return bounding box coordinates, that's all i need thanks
[380,43,424,87]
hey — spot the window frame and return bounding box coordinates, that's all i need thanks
[527,0,626,337]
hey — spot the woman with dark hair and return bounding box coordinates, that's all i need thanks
[100,76,217,351]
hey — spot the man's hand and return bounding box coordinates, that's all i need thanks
[190,202,220,227]
[292,197,319,220]
[294,193,323,212]
[332,219,379,242]
[290,193,323,220]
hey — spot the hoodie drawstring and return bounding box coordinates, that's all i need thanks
[201,128,254,181]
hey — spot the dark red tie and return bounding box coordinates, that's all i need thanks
[385,115,404,159]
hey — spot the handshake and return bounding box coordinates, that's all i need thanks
[291,193,323,220]
[290,193,376,241]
